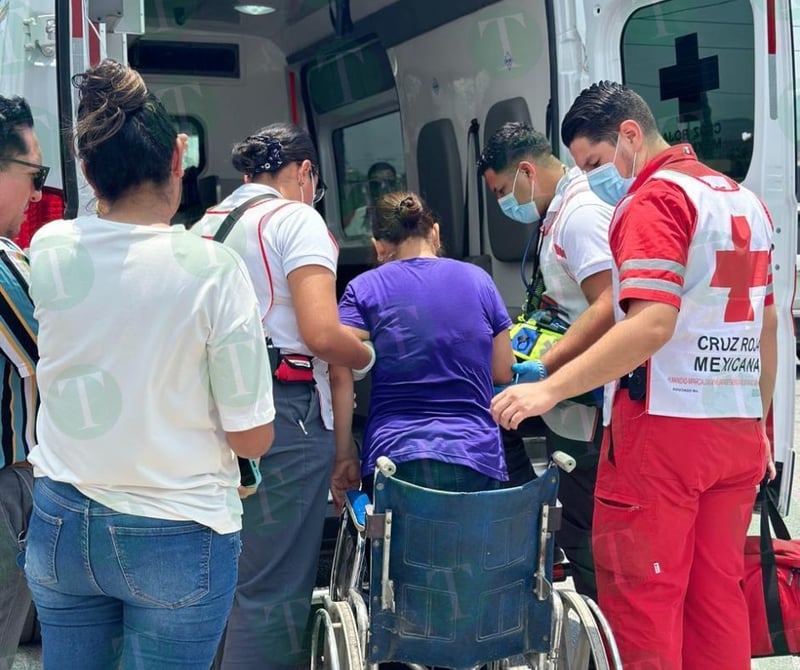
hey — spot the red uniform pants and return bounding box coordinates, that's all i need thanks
[592,394,765,670]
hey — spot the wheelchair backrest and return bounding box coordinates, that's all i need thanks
[367,466,560,667]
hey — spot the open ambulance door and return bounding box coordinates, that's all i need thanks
[0,0,138,237]
[553,0,797,513]
[0,0,74,241]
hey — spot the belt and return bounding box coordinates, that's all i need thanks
[266,339,311,363]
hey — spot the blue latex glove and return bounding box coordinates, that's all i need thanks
[511,359,547,383]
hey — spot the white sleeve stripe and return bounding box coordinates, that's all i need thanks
[620,277,682,296]
[620,259,686,276]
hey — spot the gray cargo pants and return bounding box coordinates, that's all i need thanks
[216,382,334,670]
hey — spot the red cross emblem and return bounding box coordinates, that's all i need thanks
[710,215,770,322]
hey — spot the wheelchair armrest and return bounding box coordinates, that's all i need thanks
[345,490,370,532]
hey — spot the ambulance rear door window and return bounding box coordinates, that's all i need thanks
[333,113,407,241]
[621,0,755,182]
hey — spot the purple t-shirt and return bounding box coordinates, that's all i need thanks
[338,257,512,480]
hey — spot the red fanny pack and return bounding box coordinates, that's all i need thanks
[274,354,315,384]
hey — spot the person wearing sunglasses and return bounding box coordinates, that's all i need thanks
[1,158,48,194]
[0,103,48,242]
[343,161,400,238]
[0,94,43,670]
[193,123,374,670]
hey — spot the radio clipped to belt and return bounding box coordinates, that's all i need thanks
[620,366,647,401]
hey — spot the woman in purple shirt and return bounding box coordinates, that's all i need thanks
[330,192,514,504]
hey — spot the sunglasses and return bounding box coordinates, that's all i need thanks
[368,177,398,188]
[1,157,50,191]
[310,166,327,205]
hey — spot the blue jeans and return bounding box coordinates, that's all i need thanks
[362,459,502,498]
[24,477,240,670]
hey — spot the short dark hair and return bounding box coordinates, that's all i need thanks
[73,60,176,202]
[477,122,551,176]
[367,161,396,179]
[373,191,434,244]
[561,80,659,148]
[0,95,34,164]
[232,123,319,177]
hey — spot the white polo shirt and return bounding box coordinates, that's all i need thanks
[193,183,339,427]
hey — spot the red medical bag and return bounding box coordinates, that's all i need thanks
[743,484,800,657]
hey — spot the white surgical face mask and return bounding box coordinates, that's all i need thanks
[498,167,540,224]
[586,135,637,207]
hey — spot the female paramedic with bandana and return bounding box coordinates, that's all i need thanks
[192,123,375,670]
[493,81,776,670]
[328,191,515,504]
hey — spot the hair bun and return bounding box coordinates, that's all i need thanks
[73,59,148,153]
[247,135,284,173]
[396,194,422,228]
[232,123,318,177]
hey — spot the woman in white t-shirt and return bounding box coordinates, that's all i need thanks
[192,123,374,669]
[23,60,275,670]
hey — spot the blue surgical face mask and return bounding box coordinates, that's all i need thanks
[586,137,637,207]
[498,167,540,224]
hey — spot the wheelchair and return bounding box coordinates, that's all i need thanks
[310,453,621,670]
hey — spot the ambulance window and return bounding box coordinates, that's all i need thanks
[621,0,754,182]
[332,113,406,241]
[308,40,396,115]
[172,115,205,173]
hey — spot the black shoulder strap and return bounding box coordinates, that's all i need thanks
[758,483,790,655]
[213,193,278,244]
[520,228,545,318]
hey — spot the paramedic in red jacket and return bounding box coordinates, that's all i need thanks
[492,80,777,670]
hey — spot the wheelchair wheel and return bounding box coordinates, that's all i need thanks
[310,599,363,670]
[553,590,611,670]
[582,597,622,670]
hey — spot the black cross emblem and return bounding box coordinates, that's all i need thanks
[659,33,719,122]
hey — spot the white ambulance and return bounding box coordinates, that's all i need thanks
[2,0,796,512]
